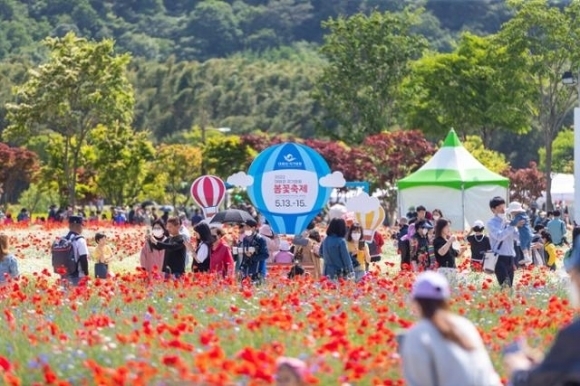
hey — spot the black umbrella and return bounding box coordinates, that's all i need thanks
[210,209,254,224]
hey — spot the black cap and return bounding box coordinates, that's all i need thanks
[416,220,433,229]
[68,215,84,225]
[489,196,505,209]
[245,219,258,227]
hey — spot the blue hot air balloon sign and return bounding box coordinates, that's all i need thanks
[226,142,346,235]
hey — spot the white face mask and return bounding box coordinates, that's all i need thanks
[433,215,440,221]
[497,213,506,220]
[568,281,580,308]
[421,228,429,236]
[351,232,361,241]
[152,229,164,238]
[244,230,253,237]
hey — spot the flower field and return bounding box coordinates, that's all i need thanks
[0,222,575,385]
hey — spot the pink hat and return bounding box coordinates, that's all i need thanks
[259,224,273,237]
[276,357,310,381]
[411,271,450,300]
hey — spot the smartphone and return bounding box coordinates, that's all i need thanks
[502,340,523,356]
[358,240,365,250]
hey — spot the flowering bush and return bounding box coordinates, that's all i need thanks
[0,223,574,385]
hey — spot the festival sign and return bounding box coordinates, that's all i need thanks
[190,175,227,219]
[346,192,386,241]
[227,142,345,235]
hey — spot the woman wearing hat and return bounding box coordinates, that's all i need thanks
[401,272,502,386]
[504,236,580,385]
[259,224,280,278]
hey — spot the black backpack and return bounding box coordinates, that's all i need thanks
[51,235,83,275]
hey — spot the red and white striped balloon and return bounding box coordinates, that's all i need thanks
[190,175,226,218]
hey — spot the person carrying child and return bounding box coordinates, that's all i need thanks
[507,202,534,266]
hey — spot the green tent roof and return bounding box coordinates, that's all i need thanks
[397,129,509,190]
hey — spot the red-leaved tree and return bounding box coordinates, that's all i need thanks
[239,133,287,153]
[303,139,376,182]
[0,142,39,203]
[361,130,436,219]
[504,161,546,206]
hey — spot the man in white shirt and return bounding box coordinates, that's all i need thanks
[65,215,89,286]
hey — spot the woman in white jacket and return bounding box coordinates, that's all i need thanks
[401,271,502,386]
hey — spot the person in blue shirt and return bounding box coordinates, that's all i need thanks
[321,218,354,280]
[487,196,525,288]
[546,210,569,246]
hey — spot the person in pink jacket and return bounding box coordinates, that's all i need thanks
[274,241,294,264]
[140,219,166,279]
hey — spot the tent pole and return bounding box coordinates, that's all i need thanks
[462,184,466,231]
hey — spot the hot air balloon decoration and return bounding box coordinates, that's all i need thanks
[346,192,385,241]
[190,175,226,219]
[226,143,346,235]
[355,206,386,241]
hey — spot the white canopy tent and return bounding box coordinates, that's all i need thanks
[397,129,509,230]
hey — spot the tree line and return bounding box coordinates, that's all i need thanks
[0,0,576,210]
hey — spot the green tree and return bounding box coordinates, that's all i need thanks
[401,33,534,146]
[88,124,155,206]
[497,0,580,210]
[313,9,428,143]
[4,32,134,207]
[151,144,203,208]
[202,134,257,179]
[180,0,241,61]
[463,135,510,174]
[538,129,573,174]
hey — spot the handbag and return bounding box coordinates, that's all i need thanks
[94,262,109,279]
[483,241,503,274]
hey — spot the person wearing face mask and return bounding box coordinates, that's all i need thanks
[411,220,433,271]
[140,219,167,279]
[209,227,235,278]
[466,220,491,271]
[346,223,370,282]
[149,216,187,279]
[487,196,525,288]
[503,235,580,385]
[431,209,443,223]
[240,219,269,283]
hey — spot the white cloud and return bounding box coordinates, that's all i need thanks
[328,204,347,220]
[346,192,381,213]
[227,172,254,188]
[319,171,346,188]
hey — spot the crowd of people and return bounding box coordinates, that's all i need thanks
[1,195,580,385]
[394,197,574,288]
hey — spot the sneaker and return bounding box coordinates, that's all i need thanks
[523,257,533,266]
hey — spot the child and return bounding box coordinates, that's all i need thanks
[507,203,534,266]
[531,224,546,266]
[93,233,113,278]
[541,229,557,271]
[274,241,294,264]
[466,220,491,270]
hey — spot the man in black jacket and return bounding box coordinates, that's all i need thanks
[240,219,269,283]
[505,235,580,386]
[149,216,187,279]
